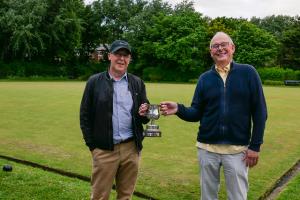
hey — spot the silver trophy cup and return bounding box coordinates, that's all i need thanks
[143,104,162,137]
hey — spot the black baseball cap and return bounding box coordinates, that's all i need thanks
[109,40,132,54]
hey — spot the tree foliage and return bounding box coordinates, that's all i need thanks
[128,1,210,81]
[0,0,299,80]
[251,15,295,39]
[208,17,246,39]
[43,0,85,63]
[0,0,47,60]
[232,21,280,68]
[280,17,300,70]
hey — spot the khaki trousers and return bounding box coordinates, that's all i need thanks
[91,141,140,200]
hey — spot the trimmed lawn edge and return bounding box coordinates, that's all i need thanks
[1,154,299,200]
[259,159,300,200]
[0,154,157,200]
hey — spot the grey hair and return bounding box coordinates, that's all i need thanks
[210,32,234,48]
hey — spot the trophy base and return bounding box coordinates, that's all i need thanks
[143,129,161,137]
[143,124,161,137]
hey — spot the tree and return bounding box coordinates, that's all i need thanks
[0,0,11,59]
[124,0,173,75]
[0,0,47,60]
[88,0,147,44]
[280,17,300,70]
[42,0,85,65]
[129,0,210,81]
[79,0,147,64]
[250,15,299,68]
[232,21,280,68]
[251,15,295,39]
[207,17,246,39]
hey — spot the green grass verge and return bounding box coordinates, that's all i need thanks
[276,171,300,200]
[0,82,300,199]
[0,158,146,200]
[0,158,90,199]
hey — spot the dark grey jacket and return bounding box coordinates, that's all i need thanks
[80,71,149,151]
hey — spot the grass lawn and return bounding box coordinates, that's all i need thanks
[0,158,146,200]
[0,82,299,199]
[0,158,91,199]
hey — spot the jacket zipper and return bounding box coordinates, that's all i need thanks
[214,68,230,138]
[223,69,232,138]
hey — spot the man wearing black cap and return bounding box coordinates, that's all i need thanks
[80,40,150,200]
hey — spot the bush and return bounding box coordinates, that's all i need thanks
[142,66,204,82]
[263,80,284,86]
[257,67,300,82]
[0,61,66,78]
[283,68,298,80]
[142,67,164,82]
[78,61,109,80]
[0,60,110,80]
[296,71,300,80]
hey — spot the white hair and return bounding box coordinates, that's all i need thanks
[210,32,234,48]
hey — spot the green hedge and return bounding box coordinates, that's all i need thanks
[263,80,285,86]
[257,67,300,82]
[0,60,109,80]
[1,61,300,84]
[0,61,66,77]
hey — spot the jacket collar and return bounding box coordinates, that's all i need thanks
[105,70,131,82]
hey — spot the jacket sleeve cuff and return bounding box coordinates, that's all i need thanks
[176,103,183,117]
[248,144,261,152]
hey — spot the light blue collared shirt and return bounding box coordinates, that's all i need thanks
[110,73,133,144]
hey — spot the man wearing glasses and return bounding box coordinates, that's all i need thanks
[160,32,267,200]
[80,40,149,200]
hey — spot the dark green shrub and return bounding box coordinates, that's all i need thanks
[257,67,300,82]
[78,61,109,80]
[257,67,284,81]
[142,67,164,82]
[263,80,284,86]
[295,71,300,80]
[283,68,298,80]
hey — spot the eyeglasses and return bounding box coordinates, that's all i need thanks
[113,52,130,58]
[210,42,230,50]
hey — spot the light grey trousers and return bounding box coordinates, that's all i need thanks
[197,148,249,200]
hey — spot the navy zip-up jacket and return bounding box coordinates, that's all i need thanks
[177,62,267,152]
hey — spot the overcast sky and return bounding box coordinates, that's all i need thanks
[84,0,300,19]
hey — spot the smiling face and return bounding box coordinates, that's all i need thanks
[108,48,131,79]
[210,32,235,67]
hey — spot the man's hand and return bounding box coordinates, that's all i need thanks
[160,101,178,116]
[243,149,259,168]
[138,103,149,116]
